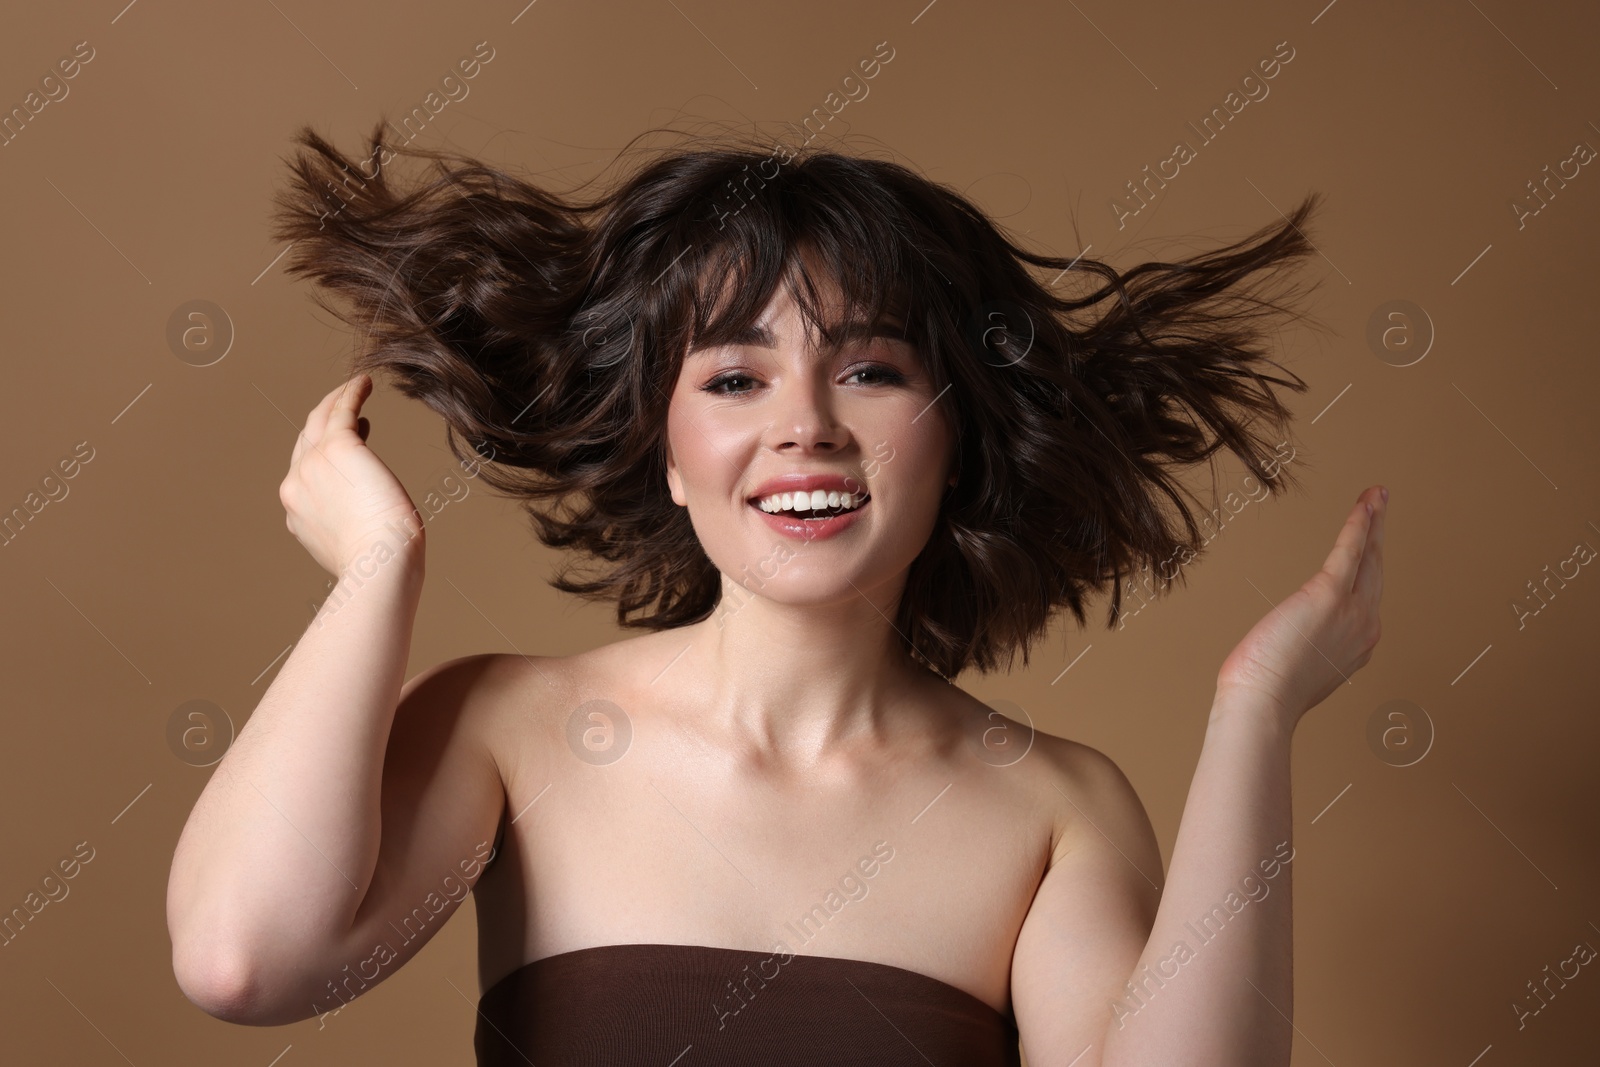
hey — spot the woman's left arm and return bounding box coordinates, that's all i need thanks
[1012,485,1387,1066]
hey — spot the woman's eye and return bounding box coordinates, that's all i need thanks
[846,365,906,386]
[702,374,755,395]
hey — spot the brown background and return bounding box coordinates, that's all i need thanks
[2,0,1597,1064]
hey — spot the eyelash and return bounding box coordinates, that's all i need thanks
[700,364,907,396]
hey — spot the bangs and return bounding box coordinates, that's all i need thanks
[667,163,928,369]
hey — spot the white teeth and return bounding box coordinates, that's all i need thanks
[755,489,869,514]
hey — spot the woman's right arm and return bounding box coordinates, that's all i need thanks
[165,376,507,1025]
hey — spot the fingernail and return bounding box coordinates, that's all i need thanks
[1380,486,1389,503]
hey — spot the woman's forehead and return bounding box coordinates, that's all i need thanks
[688,265,914,351]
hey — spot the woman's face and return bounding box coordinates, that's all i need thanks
[664,279,958,611]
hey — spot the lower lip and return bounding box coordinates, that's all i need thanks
[749,498,869,541]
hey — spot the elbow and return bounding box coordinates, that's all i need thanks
[168,880,258,1021]
[172,939,266,1024]
[171,929,336,1027]
[167,886,330,1026]
[167,859,274,1023]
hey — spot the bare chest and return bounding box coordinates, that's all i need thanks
[471,698,1055,1016]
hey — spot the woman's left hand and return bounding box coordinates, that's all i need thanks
[1214,485,1387,731]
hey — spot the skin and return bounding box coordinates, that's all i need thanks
[468,277,1088,1016]
[167,269,1386,1067]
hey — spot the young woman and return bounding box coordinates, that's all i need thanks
[166,123,1386,1066]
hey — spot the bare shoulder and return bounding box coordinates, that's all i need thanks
[943,689,1163,894]
[449,633,674,790]
[394,650,579,802]
[1029,731,1160,877]
[402,651,575,729]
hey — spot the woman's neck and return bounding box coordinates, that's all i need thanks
[671,591,935,767]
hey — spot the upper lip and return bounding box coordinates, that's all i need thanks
[748,473,870,502]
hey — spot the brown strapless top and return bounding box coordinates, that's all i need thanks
[474,942,1022,1066]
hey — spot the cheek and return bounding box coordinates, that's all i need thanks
[666,404,713,487]
[874,404,953,502]
[666,399,755,501]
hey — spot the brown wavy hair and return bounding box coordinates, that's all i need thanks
[268,121,1325,680]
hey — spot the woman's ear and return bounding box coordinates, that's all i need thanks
[665,445,687,506]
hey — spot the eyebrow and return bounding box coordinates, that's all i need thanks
[689,318,909,356]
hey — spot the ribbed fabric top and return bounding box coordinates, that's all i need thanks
[474,942,1022,1066]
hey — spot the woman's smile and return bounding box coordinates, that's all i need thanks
[745,472,875,541]
[749,492,871,541]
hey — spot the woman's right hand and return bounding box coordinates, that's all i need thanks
[279,373,424,577]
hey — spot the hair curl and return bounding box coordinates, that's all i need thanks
[269,121,1325,680]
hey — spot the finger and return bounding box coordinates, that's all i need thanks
[292,375,369,472]
[1321,489,1378,593]
[324,373,372,440]
[1354,488,1385,602]
[293,377,352,467]
[304,374,368,450]
[290,379,342,469]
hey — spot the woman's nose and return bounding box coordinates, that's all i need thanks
[771,373,846,452]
